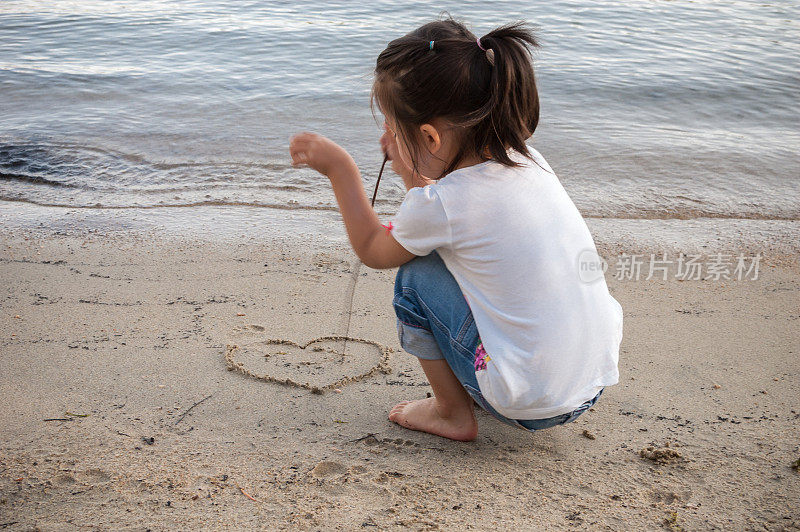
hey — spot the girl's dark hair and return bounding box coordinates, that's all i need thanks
[370,14,542,180]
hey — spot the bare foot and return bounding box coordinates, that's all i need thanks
[388,397,478,441]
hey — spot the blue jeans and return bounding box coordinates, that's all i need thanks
[393,250,603,431]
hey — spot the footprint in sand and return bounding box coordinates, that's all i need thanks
[81,468,112,483]
[225,326,392,393]
[54,473,77,486]
[311,460,347,478]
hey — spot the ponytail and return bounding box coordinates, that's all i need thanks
[467,21,541,169]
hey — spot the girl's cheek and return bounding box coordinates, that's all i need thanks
[397,141,413,168]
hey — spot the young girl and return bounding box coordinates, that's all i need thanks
[289,17,623,441]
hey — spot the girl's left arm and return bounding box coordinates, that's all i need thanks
[289,131,416,269]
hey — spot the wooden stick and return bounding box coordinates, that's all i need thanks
[174,394,213,425]
[239,486,258,502]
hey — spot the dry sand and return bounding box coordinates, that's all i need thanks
[0,226,798,530]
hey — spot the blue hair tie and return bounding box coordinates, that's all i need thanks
[429,40,434,50]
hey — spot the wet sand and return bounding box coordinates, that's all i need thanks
[0,227,798,530]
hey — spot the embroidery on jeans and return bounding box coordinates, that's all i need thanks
[474,341,491,371]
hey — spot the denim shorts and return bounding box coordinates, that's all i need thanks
[393,250,603,431]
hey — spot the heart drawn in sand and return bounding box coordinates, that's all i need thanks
[224,336,392,394]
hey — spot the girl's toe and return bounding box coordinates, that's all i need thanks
[389,402,409,416]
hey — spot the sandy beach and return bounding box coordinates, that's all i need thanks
[0,217,798,531]
[2,0,799,528]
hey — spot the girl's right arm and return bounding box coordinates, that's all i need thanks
[289,131,416,269]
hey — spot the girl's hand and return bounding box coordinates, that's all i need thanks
[289,131,357,179]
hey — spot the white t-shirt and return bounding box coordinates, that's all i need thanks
[390,146,623,420]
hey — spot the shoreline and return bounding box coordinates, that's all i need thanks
[0,223,798,529]
[2,200,799,263]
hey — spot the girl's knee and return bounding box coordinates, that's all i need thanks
[395,250,446,289]
[393,252,447,326]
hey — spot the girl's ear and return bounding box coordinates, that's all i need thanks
[419,123,442,155]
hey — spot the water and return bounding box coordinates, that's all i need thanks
[1,1,799,228]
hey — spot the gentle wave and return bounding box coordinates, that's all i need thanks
[2,138,798,222]
[2,196,797,222]
[0,171,82,189]
[0,196,344,213]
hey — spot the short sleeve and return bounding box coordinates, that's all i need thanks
[390,185,452,256]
